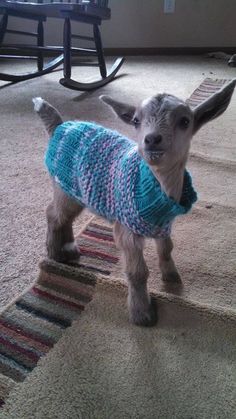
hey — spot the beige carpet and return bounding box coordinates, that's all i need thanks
[1,56,236,310]
[2,281,236,419]
[1,56,236,418]
[109,201,236,312]
[84,198,236,316]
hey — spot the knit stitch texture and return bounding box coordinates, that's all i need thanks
[45,121,197,238]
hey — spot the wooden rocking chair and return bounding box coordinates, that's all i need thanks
[0,0,124,90]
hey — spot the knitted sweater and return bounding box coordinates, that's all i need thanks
[45,121,197,238]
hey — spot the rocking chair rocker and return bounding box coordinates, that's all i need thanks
[0,0,124,90]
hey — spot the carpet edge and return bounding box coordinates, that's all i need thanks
[96,276,236,324]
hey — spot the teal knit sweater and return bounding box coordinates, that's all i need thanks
[45,121,197,238]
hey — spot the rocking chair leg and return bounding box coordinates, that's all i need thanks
[63,17,72,79]
[93,24,107,78]
[60,19,124,92]
[0,12,8,45]
[0,4,124,90]
[37,19,44,72]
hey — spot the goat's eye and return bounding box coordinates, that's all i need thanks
[178,117,190,129]
[132,117,140,128]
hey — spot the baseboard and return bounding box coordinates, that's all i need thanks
[0,46,235,58]
[103,47,236,56]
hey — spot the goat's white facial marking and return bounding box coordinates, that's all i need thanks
[100,80,236,170]
[134,94,194,167]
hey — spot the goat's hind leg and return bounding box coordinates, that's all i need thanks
[46,183,83,263]
[156,236,181,283]
[114,222,157,327]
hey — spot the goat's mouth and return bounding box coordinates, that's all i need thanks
[144,150,165,162]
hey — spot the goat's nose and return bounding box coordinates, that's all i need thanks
[144,134,162,146]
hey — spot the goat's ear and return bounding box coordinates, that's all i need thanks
[193,79,236,134]
[100,95,136,125]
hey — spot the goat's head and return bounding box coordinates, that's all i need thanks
[100,79,236,170]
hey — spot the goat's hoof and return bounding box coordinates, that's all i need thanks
[162,271,181,283]
[61,248,81,264]
[48,243,80,264]
[130,297,158,327]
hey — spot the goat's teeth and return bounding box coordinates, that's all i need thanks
[144,150,164,161]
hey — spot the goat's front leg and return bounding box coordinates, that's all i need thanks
[114,222,157,327]
[156,236,181,283]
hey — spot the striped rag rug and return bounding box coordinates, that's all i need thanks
[0,78,230,408]
[0,261,96,408]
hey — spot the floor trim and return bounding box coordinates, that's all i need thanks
[103,47,236,56]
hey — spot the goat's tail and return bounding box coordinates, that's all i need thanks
[33,97,63,136]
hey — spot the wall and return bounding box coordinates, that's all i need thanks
[5,0,236,48]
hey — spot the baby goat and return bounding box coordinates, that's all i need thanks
[33,79,235,327]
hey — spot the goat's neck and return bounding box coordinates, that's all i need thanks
[151,160,187,203]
